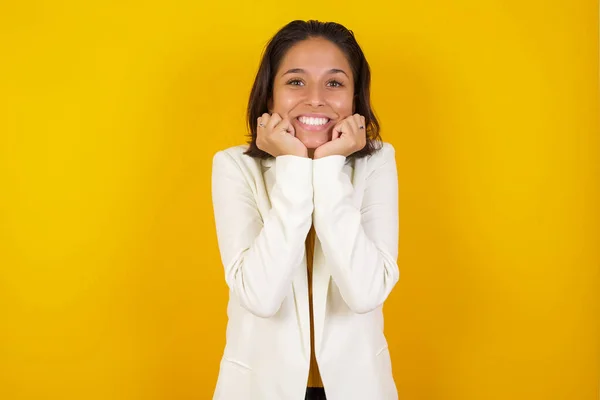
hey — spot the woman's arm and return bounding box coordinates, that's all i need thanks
[211,151,313,318]
[312,143,400,314]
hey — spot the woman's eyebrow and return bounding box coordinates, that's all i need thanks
[282,68,349,77]
[328,68,349,77]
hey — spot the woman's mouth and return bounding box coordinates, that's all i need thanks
[296,115,333,132]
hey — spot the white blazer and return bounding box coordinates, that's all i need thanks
[211,142,400,400]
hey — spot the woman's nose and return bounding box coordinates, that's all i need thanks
[305,86,325,107]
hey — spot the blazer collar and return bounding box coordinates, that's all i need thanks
[261,157,275,169]
[260,155,353,169]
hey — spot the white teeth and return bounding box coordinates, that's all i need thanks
[299,116,329,126]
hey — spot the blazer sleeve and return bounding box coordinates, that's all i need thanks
[312,143,400,314]
[211,150,314,318]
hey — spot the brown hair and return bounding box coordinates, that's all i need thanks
[244,20,382,159]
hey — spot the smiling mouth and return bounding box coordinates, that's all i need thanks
[298,116,330,126]
[296,116,332,131]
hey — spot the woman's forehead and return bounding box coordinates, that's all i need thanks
[278,38,352,77]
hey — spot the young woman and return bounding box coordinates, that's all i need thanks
[211,20,400,400]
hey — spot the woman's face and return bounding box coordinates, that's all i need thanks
[270,37,355,149]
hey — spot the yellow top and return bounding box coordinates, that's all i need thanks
[305,224,324,388]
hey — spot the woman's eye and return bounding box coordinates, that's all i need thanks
[287,79,304,86]
[327,80,343,87]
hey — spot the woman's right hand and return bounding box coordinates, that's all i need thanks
[256,113,308,158]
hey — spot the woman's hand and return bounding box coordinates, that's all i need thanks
[256,113,308,158]
[313,114,367,159]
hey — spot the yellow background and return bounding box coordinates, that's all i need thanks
[1,1,598,399]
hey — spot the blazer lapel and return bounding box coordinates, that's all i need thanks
[311,232,329,357]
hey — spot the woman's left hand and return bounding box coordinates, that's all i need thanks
[313,114,367,159]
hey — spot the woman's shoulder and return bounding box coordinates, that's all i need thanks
[215,143,250,158]
[360,141,396,168]
[212,144,265,172]
[373,141,395,158]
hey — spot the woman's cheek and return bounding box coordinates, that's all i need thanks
[280,90,304,116]
[271,89,293,115]
[327,96,354,118]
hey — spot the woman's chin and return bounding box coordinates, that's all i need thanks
[297,134,330,149]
